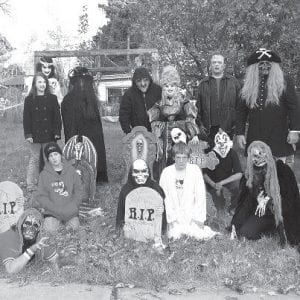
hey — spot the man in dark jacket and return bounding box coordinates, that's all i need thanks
[196,54,241,140]
[236,48,300,162]
[119,67,162,134]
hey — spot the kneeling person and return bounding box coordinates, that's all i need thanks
[34,142,84,233]
[0,208,58,273]
[159,142,218,240]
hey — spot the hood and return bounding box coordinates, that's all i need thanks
[16,208,43,251]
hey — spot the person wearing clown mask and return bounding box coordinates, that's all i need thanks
[149,66,200,176]
[231,141,300,246]
[159,142,218,240]
[203,128,242,215]
[0,208,58,274]
[116,159,166,234]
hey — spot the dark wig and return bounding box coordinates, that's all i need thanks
[35,56,56,78]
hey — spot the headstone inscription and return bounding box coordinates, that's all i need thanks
[124,187,163,243]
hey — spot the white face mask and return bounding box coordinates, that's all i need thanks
[132,159,149,185]
[171,128,187,144]
[213,130,233,158]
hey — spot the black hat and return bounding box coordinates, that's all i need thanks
[247,48,281,66]
[68,66,93,83]
[44,142,62,160]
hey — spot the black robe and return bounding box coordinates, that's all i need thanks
[116,170,166,233]
[61,93,108,183]
[231,160,300,245]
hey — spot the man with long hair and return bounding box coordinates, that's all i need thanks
[236,48,300,163]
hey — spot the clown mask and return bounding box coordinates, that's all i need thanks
[250,146,267,167]
[22,215,41,241]
[213,130,233,158]
[132,159,149,185]
[171,128,187,144]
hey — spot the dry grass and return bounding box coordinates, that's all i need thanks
[0,118,300,295]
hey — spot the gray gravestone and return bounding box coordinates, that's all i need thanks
[124,187,163,243]
[122,126,158,184]
[0,181,24,233]
[189,141,219,170]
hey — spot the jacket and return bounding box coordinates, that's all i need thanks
[23,94,62,143]
[196,74,240,134]
[34,160,84,221]
[119,76,162,134]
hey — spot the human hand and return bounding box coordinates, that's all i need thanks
[54,135,61,140]
[26,137,33,143]
[214,182,223,196]
[190,135,199,145]
[287,131,299,144]
[236,135,246,149]
[30,237,49,253]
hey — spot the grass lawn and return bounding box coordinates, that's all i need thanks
[0,118,300,295]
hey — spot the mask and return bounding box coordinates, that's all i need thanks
[250,146,267,167]
[171,128,187,144]
[22,215,41,241]
[132,159,149,185]
[213,130,233,158]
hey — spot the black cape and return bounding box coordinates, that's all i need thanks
[231,160,300,245]
[116,169,166,233]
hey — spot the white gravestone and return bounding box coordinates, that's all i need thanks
[0,181,24,233]
[124,187,163,243]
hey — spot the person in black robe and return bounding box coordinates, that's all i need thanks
[231,141,300,247]
[61,67,108,183]
[116,159,166,234]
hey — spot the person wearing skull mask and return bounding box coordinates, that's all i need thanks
[33,142,84,233]
[236,48,300,166]
[0,208,58,274]
[159,142,218,240]
[231,141,300,246]
[116,159,166,234]
[203,128,242,215]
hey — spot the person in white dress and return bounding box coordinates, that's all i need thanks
[159,142,218,240]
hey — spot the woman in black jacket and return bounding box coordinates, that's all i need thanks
[23,72,62,191]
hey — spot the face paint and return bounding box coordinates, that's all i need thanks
[171,128,187,144]
[132,159,149,185]
[22,215,41,241]
[213,130,233,158]
[41,62,53,77]
[251,147,267,167]
[163,83,177,99]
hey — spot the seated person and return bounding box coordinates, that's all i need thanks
[116,159,166,234]
[159,142,218,240]
[0,208,58,274]
[34,142,84,233]
[202,129,242,214]
[231,141,300,246]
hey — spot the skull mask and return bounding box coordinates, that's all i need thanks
[213,130,233,158]
[171,127,187,144]
[132,159,149,185]
[22,215,41,242]
[250,146,267,167]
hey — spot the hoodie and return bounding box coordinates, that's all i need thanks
[35,160,84,222]
[119,67,162,134]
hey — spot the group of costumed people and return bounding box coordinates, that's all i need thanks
[1,48,300,275]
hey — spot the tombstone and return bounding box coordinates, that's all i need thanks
[122,126,158,183]
[63,135,97,204]
[188,141,219,170]
[0,181,24,233]
[124,187,163,243]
